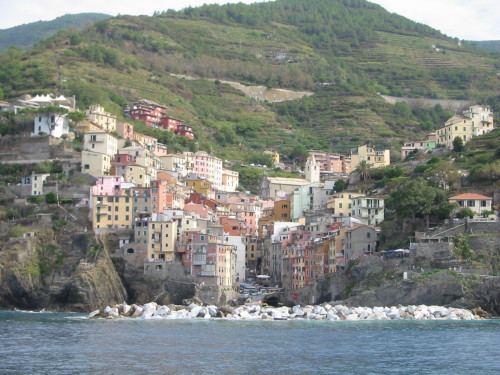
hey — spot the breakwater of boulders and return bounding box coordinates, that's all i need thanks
[89,302,477,321]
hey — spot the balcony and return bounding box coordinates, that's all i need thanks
[88,137,104,143]
[197,271,216,277]
[192,259,207,266]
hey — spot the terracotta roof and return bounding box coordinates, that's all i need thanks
[448,193,492,200]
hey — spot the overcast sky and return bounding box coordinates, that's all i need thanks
[1,0,499,41]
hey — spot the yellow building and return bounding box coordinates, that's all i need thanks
[76,119,103,134]
[146,217,178,260]
[221,168,239,192]
[327,191,364,218]
[113,164,152,187]
[184,175,213,198]
[328,229,347,273]
[82,150,111,177]
[437,105,494,148]
[264,150,280,164]
[91,192,133,231]
[246,238,258,263]
[351,145,390,169]
[84,104,117,132]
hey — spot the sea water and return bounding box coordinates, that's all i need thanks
[0,310,499,375]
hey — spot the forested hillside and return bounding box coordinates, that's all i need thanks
[0,0,499,162]
[0,13,110,52]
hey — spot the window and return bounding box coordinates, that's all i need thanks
[481,200,487,207]
[367,232,371,238]
[467,200,475,207]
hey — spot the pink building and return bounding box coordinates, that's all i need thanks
[184,202,214,220]
[91,176,125,196]
[116,122,134,140]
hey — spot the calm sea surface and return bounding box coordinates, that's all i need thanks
[0,310,499,375]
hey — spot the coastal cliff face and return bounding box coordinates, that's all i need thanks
[0,233,127,312]
[311,257,500,316]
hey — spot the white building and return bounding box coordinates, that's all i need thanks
[221,168,239,192]
[226,235,247,282]
[448,193,493,217]
[83,131,118,157]
[437,105,494,148]
[351,196,385,226]
[32,113,69,138]
[160,154,187,177]
[21,172,50,196]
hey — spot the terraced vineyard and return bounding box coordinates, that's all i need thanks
[1,0,499,163]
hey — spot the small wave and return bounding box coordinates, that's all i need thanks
[14,308,53,314]
[64,315,89,320]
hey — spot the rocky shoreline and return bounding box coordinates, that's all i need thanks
[89,302,477,321]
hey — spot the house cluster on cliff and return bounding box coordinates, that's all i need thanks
[2,94,496,301]
[401,105,495,158]
[124,99,194,139]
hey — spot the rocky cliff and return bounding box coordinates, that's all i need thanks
[308,257,500,316]
[0,232,127,312]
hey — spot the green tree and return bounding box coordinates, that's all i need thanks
[386,178,441,228]
[453,234,474,263]
[433,201,457,221]
[457,208,474,219]
[424,160,460,190]
[234,166,263,193]
[67,111,85,126]
[247,152,274,168]
[355,160,371,182]
[452,136,464,152]
[333,179,348,192]
[214,123,237,146]
[288,144,308,162]
[69,34,82,46]
[45,192,58,204]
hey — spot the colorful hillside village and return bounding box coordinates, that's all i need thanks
[0,95,496,298]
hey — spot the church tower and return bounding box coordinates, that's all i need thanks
[305,154,320,183]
